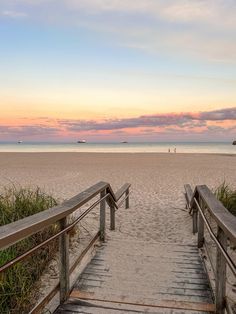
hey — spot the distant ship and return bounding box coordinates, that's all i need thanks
[121,141,128,143]
[18,141,23,144]
[77,140,86,143]
[232,140,236,145]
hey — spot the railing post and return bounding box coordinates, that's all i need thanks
[59,217,70,303]
[215,227,227,314]
[110,203,115,230]
[192,207,198,234]
[125,188,129,209]
[100,189,106,241]
[198,198,204,248]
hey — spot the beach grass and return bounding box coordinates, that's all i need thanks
[215,182,236,216]
[0,185,58,313]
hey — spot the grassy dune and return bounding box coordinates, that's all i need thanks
[0,186,58,313]
[215,182,236,216]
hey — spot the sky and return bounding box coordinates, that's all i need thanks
[0,0,236,142]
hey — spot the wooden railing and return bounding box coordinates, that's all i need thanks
[0,181,130,312]
[185,184,236,314]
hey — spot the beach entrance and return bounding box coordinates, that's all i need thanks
[0,181,235,314]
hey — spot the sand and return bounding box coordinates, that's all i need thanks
[0,152,235,244]
[1,152,236,311]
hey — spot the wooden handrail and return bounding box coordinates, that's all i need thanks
[184,184,236,314]
[115,183,130,201]
[0,181,130,251]
[0,181,131,309]
[186,184,236,243]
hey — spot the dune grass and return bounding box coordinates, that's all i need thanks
[215,182,236,216]
[0,185,58,314]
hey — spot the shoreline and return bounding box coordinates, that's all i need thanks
[0,151,235,156]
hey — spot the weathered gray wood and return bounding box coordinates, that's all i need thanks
[197,198,204,248]
[0,181,131,250]
[184,184,193,208]
[110,204,115,231]
[125,188,129,209]
[100,190,106,241]
[192,185,236,243]
[215,227,227,314]
[66,238,214,314]
[115,183,131,201]
[57,298,214,314]
[59,218,70,303]
[192,208,198,234]
[0,181,108,250]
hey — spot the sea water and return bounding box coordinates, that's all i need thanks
[0,142,235,154]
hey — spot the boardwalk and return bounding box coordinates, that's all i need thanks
[56,233,215,314]
[1,181,235,313]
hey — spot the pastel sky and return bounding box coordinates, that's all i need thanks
[0,0,236,142]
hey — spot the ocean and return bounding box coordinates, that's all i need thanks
[0,142,235,154]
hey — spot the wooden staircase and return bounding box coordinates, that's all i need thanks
[56,235,215,314]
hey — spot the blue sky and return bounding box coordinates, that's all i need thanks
[0,0,235,141]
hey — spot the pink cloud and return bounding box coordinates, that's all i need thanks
[0,107,235,141]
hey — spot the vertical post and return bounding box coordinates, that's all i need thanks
[59,217,70,303]
[192,207,198,234]
[110,203,115,230]
[125,188,129,209]
[215,227,227,314]
[100,189,106,241]
[198,198,204,248]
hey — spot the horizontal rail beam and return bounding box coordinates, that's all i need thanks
[194,198,236,277]
[0,194,109,274]
[115,183,131,201]
[0,181,130,251]
[187,184,236,244]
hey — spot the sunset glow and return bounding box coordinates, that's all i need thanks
[0,0,236,141]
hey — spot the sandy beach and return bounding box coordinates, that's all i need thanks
[0,152,235,244]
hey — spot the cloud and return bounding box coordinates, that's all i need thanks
[199,107,236,121]
[1,0,236,62]
[2,10,27,18]
[59,107,236,132]
[0,107,235,140]
[0,125,60,137]
[65,0,234,26]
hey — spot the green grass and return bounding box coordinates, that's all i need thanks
[0,185,58,313]
[215,182,236,216]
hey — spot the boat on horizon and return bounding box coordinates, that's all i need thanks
[121,141,128,143]
[18,141,23,144]
[77,140,86,143]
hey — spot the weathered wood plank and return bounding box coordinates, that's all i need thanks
[0,181,131,250]
[0,181,108,250]
[99,190,106,241]
[192,185,236,243]
[115,183,131,201]
[66,238,214,314]
[70,291,215,312]
[59,218,70,303]
[215,227,227,314]
[184,184,193,208]
[57,299,212,314]
[198,198,205,248]
[125,188,129,209]
[109,203,115,231]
